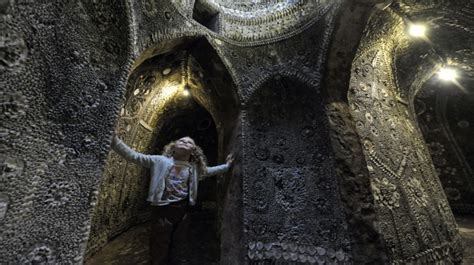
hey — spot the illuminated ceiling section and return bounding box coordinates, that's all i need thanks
[185,0,336,45]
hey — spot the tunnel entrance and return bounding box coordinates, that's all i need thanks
[86,99,220,265]
[86,39,239,264]
[152,100,220,264]
[414,77,474,214]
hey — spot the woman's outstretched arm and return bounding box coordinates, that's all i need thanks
[111,136,155,168]
[203,154,234,177]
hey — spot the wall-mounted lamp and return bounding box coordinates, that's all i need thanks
[182,85,191,96]
[408,23,427,38]
[437,67,458,82]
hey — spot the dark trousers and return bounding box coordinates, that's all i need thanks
[150,201,190,265]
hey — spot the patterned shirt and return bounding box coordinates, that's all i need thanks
[152,160,191,206]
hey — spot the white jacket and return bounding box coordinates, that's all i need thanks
[112,136,230,205]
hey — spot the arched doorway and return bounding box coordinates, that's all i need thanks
[414,77,474,214]
[86,38,239,264]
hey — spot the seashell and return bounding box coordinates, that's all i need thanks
[248,251,255,259]
[336,250,345,261]
[316,247,326,256]
[248,242,256,250]
[298,245,306,253]
[264,242,273,251]
[291,253,298,261]
[162,68,171,75]
[307,245,317,255]
[307,256,316,264]
[316,257,325,265]
[274,249,282,259]
[289,243,297,252]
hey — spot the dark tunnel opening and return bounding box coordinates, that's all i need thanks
[151,100,220,264]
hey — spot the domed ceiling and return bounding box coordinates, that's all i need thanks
[176,0,336,45]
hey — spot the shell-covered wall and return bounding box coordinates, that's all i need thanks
[242,76,351,263]
[86,52,195,255]
[348,8,463,264]
[1,1,133,263]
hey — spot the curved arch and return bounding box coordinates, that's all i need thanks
[86,36,240,258]
[131,34,202,72]
[394,3,474,214]
[242,71,323,107]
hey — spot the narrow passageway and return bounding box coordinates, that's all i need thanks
[85,44,238,264]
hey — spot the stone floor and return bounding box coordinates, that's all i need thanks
[85,209,219,265]
[86,216,474,265]
[85,224,150,265]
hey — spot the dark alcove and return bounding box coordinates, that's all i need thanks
[152,99,220,264]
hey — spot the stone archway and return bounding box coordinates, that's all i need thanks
[86,37,239,262]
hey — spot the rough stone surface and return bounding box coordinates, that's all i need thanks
[242,77,351,264]
[1,0,133,263]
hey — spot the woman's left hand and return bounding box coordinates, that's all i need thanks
[226,154,234,166]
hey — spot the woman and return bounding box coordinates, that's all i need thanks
[111,134,233,265]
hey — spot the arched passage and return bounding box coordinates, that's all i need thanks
[414,78,474,214]
[152,103,220,263]
[85,37,239,263]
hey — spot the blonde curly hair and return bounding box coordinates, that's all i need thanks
[161,137,208,176]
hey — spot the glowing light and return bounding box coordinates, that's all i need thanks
[182,88,190,96]
[438,67,458,82]
[408,24,427,38]
[161,83,181,98]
